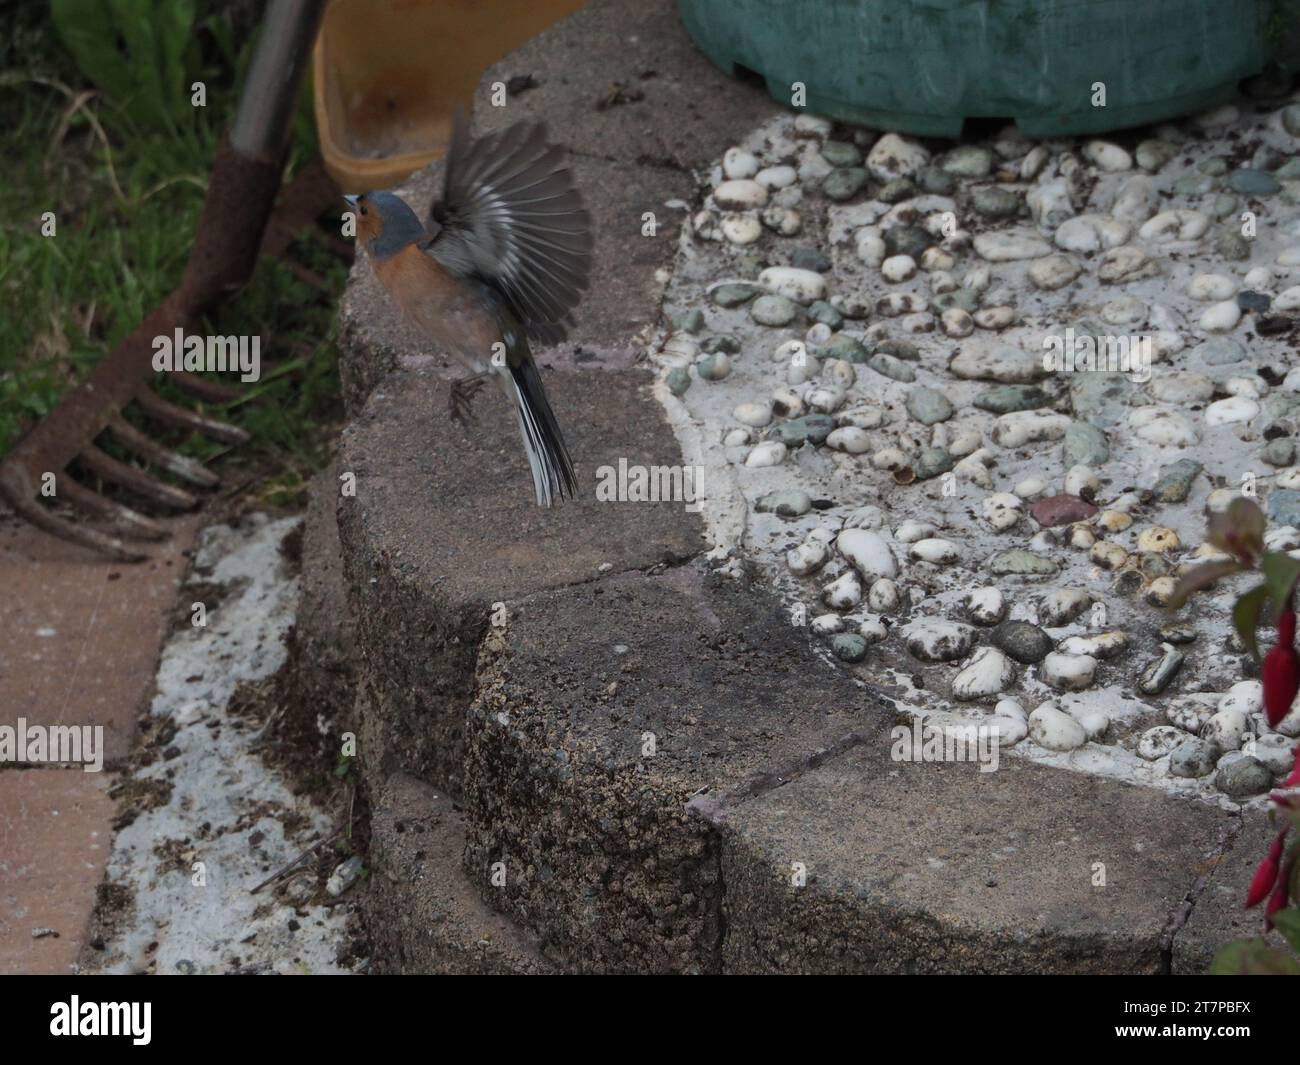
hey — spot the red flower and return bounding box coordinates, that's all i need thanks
[1266,859,1293,930]
[1262,609,1300,728]
[1246,828,1288,909]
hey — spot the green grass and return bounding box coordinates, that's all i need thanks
[0,0,344,503]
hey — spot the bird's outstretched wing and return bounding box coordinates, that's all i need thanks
[424,113,592,345]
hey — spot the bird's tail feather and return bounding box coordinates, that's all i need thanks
[508,360,576,507]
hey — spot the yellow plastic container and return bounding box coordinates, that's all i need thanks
[313,0,588,192]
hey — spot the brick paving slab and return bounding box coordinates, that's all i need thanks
[365,768,555,974]
[336,363,703,804]
[1170,813,1278,974]
[0,514,200,766]
[0,767,115,974]
[711,743,1232,974]
[461,565,883,973]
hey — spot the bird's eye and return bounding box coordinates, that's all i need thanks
[359,205,368,216]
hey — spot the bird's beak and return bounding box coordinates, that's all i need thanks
[342,194,359,207]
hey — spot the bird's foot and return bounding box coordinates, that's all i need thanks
[448,373,488,428]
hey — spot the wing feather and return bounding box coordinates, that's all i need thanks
[426,113,592,343]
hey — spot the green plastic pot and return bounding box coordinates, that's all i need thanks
[675,0,1295,137]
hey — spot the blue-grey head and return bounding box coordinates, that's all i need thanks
[344,191,428,260]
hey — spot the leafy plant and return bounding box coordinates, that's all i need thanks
[49,0,199,135]
[1174,497,1300,974]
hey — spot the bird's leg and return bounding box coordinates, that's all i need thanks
[448,371,490,428]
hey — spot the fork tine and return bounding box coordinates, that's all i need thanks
[0,477,146,561]
[136,387,250,444]
[106,414,220,488]
[77,445,198,510]
[59,477,171,540]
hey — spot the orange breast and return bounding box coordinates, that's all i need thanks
[372,245,502,359]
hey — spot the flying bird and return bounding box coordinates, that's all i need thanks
[347,115,591,505]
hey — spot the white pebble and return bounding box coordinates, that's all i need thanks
[714,179,768,209]
[745,441,786,467]
[1040,652,1097,691]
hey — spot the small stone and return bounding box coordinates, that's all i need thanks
[1059,632,1129,659]
[822,167,869,201]
[787,539,830,576]
[867,133,930,182]
[733,402,772,428]
[1136,139,1179,172]
[1038,589,1092,626]
[745,441,787,467]
[1248,733,1297,776]
[951,647,1016,701]
[1215,754,1273,799]
[768,414,835,447]
[1153,459,1202,503]
[972,387,1048,421]
[1030,494,1098,527]
[831,633,868,663]
[696,353,731,381]
[1083,141,1132,172]
[973,231,1051,262]
[1205,396,1259,426]
[914,448,955,480]
[881,254,917,282]
[1062,422,1110,468]
[868,352,916,383]
[750,294,800,326]
[714,179,768,209]
[720,213,763,245]
[821,570,863,610]
[990,411,1070,447]
[666,367,691,396]
[1137,725,1184,761]
[1028,703,1088,750]
[905,386,954,425]
[759,266,826,304]
[990,620,1053,664]
[1269,489,1300,527]
[904,619,975,663]
[1130,408,1199,448]
[836,529,898,580]
[966,587,1007,626]
[821,140,863,167]
[1028,255,1081,291]
[722,147,759,180]
[1136,527,1180,553]
[950,341,1045,383]
[893,520,936,543]
[916,166,956,194]
[867,579,900,614]
[842,505,886,530]
[942,145,993,178]
[817,334,869,363]
[1215,231,1251,261]
[1041,652,1097,692]
[756,490,812,517]
[877,177,918,203]
[1170,738,1219,778]
[1199,300,1242,333]
[971,186,1020,219]
[1150,373,1214,404]
[1203,709,1248,752]
[908,537,961,564]
[1262,439,1296,467]
[987,549,1058,577]
[1138,644,1185,696]
[1227,168,1280,196]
